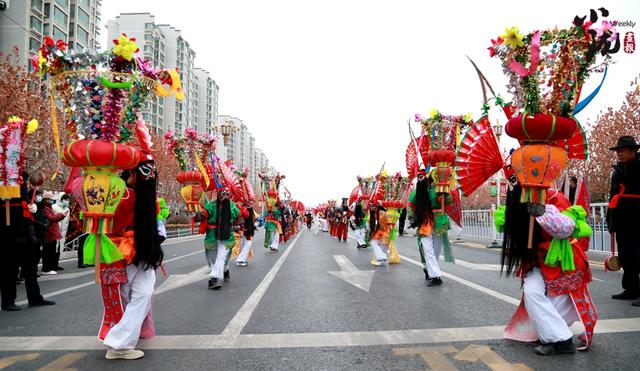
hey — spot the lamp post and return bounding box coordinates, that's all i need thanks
[488,119,503,248]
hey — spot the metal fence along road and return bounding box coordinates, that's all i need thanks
[457,203,612,252]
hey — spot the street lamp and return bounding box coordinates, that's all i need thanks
[488,119,503,249]
[211,121,238,146]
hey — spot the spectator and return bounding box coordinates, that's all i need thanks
[30,189,47,275]
[608,136,640,306]
[52,193,71,271]
[1,172,55,311]
[41,191,67,275]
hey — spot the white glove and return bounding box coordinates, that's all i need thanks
[28,203,37,214]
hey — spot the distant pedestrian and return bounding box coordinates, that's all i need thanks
[41,191,67,275]
[52,193,71,271]
[607,136,640,306]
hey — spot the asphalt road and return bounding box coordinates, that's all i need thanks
[0,227,638,370]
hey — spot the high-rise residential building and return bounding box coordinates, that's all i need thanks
[157,24,196,134]
[0,0,102,67]
[106,13,166,133]
[193,68,219,136]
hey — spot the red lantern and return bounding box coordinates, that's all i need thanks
[505,114,577,143]
[429,149,456,194]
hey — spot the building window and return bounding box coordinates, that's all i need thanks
[29,37,40,52]
[53,7,68,27]
[31,0,43,12]
[55,0,69,6]
[144,33,153,41]
[76,26,89,45]
[145,23,153,30]
[30,16,43,33]
[79,0,90,8]
[43,24,49,36]
[44,3,50,17]
[77,7,90,25]
[52,26,67,42]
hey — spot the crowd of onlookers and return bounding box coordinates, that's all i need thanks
[1,172,89,312]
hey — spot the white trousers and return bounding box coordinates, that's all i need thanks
[523,268,579,343]
[420,235,442,278]
[270,231,280,249]
[371,239,388,261]
[103,264,155,350]
[354,228,366,246]
[236,236,252,262]
[321,219,328,232]
[205,241,228,279]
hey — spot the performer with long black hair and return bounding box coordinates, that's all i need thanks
[199,188,240,290]
[499,182,595,355]
[351,201,367,248]
[235,205,257,267]
[103,155,164,360]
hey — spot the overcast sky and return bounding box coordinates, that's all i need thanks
[101,0,639,207]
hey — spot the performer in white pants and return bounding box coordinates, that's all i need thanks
[235,235,252,266]
[104,264,156,350]
[523,267,578,343]
[352,201,367,248]
[206,241,229,281]
[369,206,390,266]
[419,235,443,279]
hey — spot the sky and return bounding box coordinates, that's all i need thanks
[101,0,640,207]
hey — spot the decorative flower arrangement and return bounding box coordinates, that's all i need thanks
[164,129,217,172]
[34,34,184,144]
[417,109,473,151]
[0,117,38,200]
[488,8,619,116]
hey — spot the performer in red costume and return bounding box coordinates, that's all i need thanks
[99,155,164,360]
[499,184,595,355]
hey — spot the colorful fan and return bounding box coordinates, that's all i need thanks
[405,141,418,180]
[348,184,360,206]
[218,160,243,201]
[456,116,504,196]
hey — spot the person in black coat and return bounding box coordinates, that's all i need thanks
[607,136,640,306]
[0,173,55,311]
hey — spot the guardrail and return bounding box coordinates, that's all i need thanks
[458,202,610,252]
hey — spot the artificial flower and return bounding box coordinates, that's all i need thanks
[487,37,503,57]
[430,109,439,119]
[7,116,22,123]
[26,119,39,135]
[112,33,139,61]
[415,113,422,122]
[463,112,473,123]
[501,26,525,49]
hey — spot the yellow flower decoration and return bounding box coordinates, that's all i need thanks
[430,109,439,119]
[463,112,473,122]
[112,34,139,61]
[27,119,39,134]
[501,26,525,49]
[7,116,22,123]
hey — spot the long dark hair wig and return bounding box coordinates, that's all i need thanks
[354,202,364,221]
[410,176,434,229]
[217,197,232,241]
[132,163,164,270]
[500,184,540,277]
[244,206,256,238]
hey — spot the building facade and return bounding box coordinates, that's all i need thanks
[0,0,102,67]
[193,68,219,136]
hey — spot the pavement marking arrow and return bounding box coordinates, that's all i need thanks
[328,255,375,293]
[155,266,210,295]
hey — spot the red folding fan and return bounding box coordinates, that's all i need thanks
[456,116,504,196]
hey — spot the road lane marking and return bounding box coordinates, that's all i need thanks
[38,352,86,371]
[155,266,210,295]
[0,353,39,369]
[220,232,302,338]
[399,255,520,306]
[15,244,217,306]
[328,255,375,292]
[1,317,639,350]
